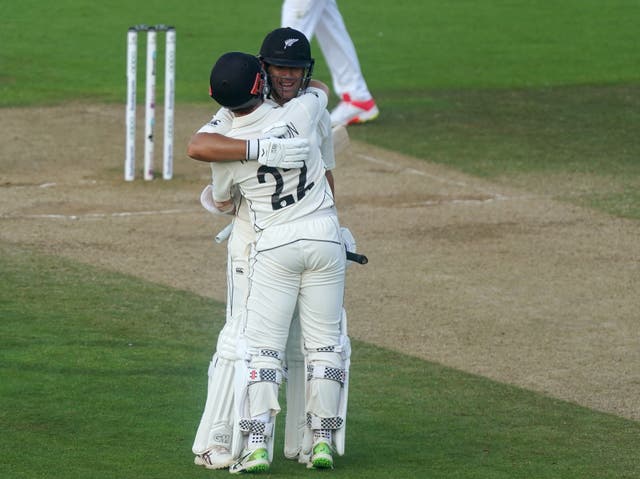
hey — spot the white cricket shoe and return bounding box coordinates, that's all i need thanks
[330,94,380,126]
[193,446,234,470]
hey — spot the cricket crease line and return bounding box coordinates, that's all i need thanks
[1,209,201,220]
[399,195,540,208]
[357,153,509,200]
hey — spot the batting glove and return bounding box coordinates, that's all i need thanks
[341,226,357,268]
[246,137,309,169]
[261,121,289,139]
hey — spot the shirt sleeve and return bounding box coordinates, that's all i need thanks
[297,87,328,119]
[210,163,235,202]
[282,88,328,138]
[197,107,234,134]
[318,110,336,170]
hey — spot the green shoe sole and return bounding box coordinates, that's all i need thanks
[246,463,270,473]
[312,457,333,469]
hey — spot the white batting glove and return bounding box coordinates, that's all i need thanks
[341,227,357,254]
[341,226,357,268]
[261,121,289,139]
[246,137,309,168]
[200,184,234,216]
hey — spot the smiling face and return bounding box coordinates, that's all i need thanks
[266,64,305,105]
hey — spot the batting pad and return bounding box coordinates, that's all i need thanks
[192,355,235,454]
[233,341,284,462]
[284,358,306,459]
[283,314,307,459]
[304,336,351,456]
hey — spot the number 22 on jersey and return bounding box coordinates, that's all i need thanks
[257,165,315,211]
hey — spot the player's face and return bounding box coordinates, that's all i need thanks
[268,65,305,104]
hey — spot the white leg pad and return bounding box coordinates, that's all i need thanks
[303,333,351,457]
[233,342,285,462]
[334,334,350,455]
[284,314,306,459]
[192,354,235,454]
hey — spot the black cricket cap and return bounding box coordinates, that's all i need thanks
[259,27,313,68]
[209,52,264,111]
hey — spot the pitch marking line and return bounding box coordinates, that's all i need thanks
[1,209,201,221]
[357,153,509,200]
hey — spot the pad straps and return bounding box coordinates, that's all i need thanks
[306,364,346,385]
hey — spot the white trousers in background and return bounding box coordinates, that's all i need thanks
[281,0,373,101]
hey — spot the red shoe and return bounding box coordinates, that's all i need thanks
[330,93,380,126]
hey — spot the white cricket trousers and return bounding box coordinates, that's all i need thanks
[281,0,373,101]
[244,214,346,352]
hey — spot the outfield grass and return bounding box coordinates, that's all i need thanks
[2,1,638,104]
[2,246,639,478]
[2,1,639,217]
[347,83,640,218]
[2,2,639,477]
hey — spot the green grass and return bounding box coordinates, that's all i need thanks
[2,1,638,105]
[347,84,640,218]
[1,245,639,478]
[2,1,639,217]
[1,3,640,475]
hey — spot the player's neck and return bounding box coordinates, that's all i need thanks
[232,100,264,116]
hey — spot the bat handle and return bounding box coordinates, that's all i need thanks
[214,222,234,243]
[346,251,368,265]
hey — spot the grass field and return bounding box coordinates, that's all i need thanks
[2,246,639,479]
[2,1,639,218]
[2,1,640,478]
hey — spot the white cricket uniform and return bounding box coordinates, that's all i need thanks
[281,0,373,101]
[209,89,346,431]
[209,89,345,351]
[192,93,339,458]
[198,96,335,352]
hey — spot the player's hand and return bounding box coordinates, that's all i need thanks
[261,121,289,139]
[341,226,357,268]
[341,227,357,254]
[258,138,309,168]
[248,138,309,168]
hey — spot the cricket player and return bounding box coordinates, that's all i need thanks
[188,30,351,473]
[193,51,347,473]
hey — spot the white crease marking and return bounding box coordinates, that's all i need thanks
[357,153,509,200]
[2,209,201,220]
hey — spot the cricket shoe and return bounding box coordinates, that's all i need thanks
[194,446,234,470]
[330,94,379,126]
[229,445,270,474]
[306,440,334,469]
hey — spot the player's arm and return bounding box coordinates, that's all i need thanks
[187,132,248,162]
[187,107,244,162]
[325,170,335,195]
[188,132,310,169]
[308,79,330,97]
[200,163,237,215]
[317,109,336,196]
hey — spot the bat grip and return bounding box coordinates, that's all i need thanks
[346,251,368,265]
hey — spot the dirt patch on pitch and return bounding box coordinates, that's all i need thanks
[1,103,638,421]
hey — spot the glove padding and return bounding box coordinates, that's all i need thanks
[255,137,309,168]
[261,121,289,139]
[247,121,309,168]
